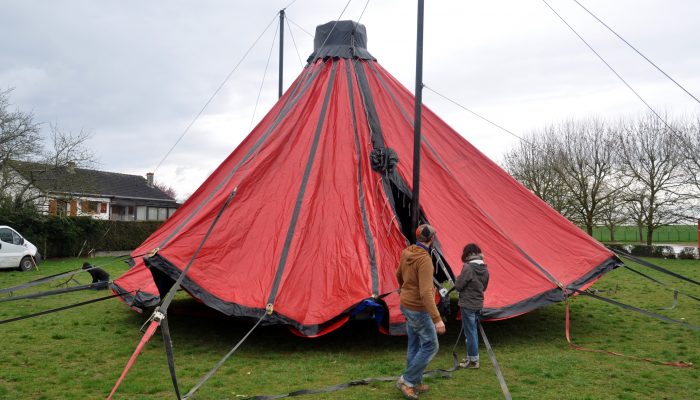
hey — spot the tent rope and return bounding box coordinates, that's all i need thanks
[541,0,678,134]
[152,12,280,174]
[571,0,700,105]
[249,20,280,131]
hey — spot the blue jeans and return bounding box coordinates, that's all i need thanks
[400,305,439,386]
[461,309,480,361]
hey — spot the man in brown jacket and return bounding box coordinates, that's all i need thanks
[395,224,445,399]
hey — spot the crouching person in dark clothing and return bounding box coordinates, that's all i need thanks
[83,262,110,290]
[454,243,489,369]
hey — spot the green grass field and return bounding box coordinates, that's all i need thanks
[0,257,698,399]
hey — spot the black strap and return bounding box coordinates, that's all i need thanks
[159,187,238,313]
[573,289,700,332]
[161,316,182,400]
[479,321,512,400]
[610,249,700,286]
[0,254,133,295]
[0,282,103,303]
[624,265,700,302]
[183,313,267,399]
[244,331,460,400]
[0,290,135,325]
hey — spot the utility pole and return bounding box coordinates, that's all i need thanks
[278,9,285,99]
[411,0,425,242]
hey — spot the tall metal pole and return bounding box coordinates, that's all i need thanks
[411,0,425,242]
[278,9,285,99]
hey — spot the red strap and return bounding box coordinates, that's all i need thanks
[107,320,160,399]
[565,300,692,368]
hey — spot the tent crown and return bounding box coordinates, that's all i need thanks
[307,20,376,63]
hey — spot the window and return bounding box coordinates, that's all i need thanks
[148,207,158,221]
[136,206,147,221]
[157,208,168,221]
[0,228,12,243]
[168,208,177,218]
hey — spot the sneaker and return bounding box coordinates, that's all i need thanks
[396,379,419,400]
[459,358,469,368]
[465,360,480,369]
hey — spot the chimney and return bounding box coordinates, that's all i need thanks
[146,172,154,187]
[66,161,76,174]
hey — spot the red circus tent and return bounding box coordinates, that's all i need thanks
[112,20,620,337]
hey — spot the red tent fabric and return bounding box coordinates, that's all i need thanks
[112,21,619,337]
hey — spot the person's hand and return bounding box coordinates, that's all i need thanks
[434,320,446,335]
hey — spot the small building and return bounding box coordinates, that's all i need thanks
[7,160,179,221]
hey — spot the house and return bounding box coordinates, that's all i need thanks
[6,160,179,221]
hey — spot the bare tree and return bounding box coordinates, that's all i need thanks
[598,184,628,242]
[550,118,622,235]
[42,124,96,169]
[503,130,573,218]
[0,88,42,198]
[1,90,96,211]
[617,113,689,245]
[154,181,177,199]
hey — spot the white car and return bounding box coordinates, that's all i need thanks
[0,225,40,271]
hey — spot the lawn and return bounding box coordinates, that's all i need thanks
[0,256,698,399]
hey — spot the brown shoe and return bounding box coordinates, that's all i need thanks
[414,383,430,393]
[396,380,419,400]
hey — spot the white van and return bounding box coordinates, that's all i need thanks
[0,225,40,271]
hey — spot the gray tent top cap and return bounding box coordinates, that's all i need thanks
[307,20,376,63]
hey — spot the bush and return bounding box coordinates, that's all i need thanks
[0,205,162,258]
[678,247,699,260]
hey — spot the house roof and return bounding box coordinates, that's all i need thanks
[10,160,176,202]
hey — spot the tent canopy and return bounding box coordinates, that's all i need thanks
[112,20,619,337]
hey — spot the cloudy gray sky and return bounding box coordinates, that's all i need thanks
[2,0,699,200]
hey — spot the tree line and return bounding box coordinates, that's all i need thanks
[503,113,699,245]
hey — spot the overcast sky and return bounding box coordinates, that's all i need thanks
[2,0,699,200]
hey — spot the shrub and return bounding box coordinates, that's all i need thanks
[0,206,162,258]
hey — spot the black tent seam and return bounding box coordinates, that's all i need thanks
[266,59,339,304]
[144,254,387,337]
[352,61,408,234]
[157,62,324,249]
[366,62,565,288]
[345,58,379,296]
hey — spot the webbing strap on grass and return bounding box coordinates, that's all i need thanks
[565,298,694,368]
[244,330,461,400]
[183,313,267,399]
[0,254,136,296]
[0,282,103,303]
[161,316,182,400]
[479,321,512,399]
[610,249,700,287]
[0,289,136,325]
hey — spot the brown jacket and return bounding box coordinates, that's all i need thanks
[396,244,440,323]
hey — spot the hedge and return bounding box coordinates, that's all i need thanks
[0,207,162,258]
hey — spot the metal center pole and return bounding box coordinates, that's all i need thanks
[278,9,285,99]
[411,0,425,242]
